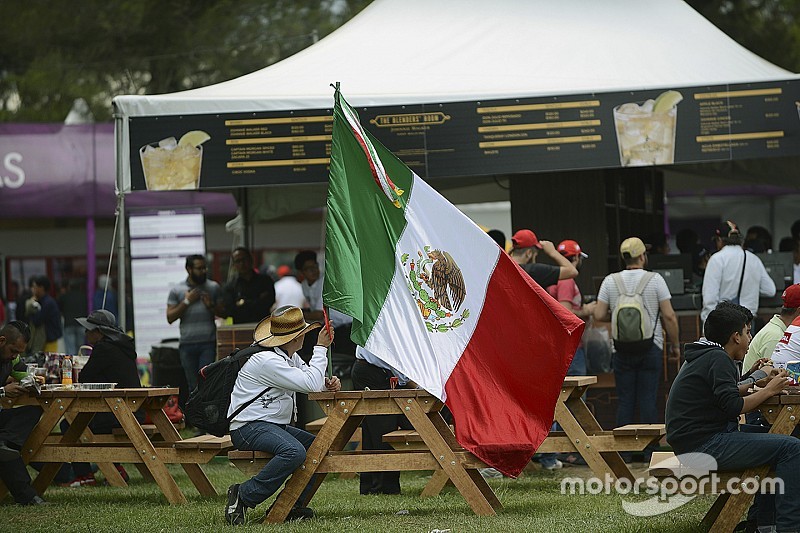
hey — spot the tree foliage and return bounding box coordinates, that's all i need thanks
[0,0,371,122]
[686,0,800,73]
[1,1,796,123]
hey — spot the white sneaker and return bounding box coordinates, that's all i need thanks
[479,467,504,479]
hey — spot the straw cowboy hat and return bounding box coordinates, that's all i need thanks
[253,305,321,348]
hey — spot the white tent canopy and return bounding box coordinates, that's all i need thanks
[115,0,791,115]
[113,0,796,192]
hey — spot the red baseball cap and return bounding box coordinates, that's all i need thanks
[783,284,800,308]
[276,265,292,277]
[511,229,542,250]
[557,240,588,258]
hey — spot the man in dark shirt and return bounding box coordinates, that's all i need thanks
[0,321,47,505]
[666,303,800,532]
[509,229,577,287]
[223,248,276,324]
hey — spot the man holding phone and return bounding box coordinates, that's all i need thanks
[167,254,224,393]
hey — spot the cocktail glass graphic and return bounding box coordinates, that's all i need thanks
[613,91,682,167]
[140,131,210,190]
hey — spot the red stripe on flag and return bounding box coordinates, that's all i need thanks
[347,124,401,196]
[444,252,584,478]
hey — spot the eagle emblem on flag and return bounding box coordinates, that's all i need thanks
[401,247,470,333]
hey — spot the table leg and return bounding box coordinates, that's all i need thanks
[421,469,452,498]
[560,390,635,481]
[707,466,768,533]
[20,397,76,465]
[701,493,729,530]
[264,398,360,523]
[705,405,798,532]
[105,398,186,505]
[31,410,93,494]
[64,412,126,487]
[299,414,363,507]
[148,407,216,497]
[553,401,634,482]
[398,398,496,515]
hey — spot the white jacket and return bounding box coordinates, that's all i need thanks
[228,345,327,429]
[701,245,776,321]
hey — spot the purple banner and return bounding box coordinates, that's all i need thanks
[0,124,237,218]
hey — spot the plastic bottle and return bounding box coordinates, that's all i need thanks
[61,355,73,387]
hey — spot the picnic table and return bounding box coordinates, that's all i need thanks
[252,389,501,523]
[0,387,231,505]
[539,376,663,481]
[384,376,664,495]
[693,393,800,533]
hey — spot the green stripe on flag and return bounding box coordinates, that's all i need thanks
[323,89,415,346]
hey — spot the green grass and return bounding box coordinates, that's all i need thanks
[1,462,714,532]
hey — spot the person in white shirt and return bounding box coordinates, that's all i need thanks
[701,220,776,324]
[272,265,307,310]
[224,306,340,525]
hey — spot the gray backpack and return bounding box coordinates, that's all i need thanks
[610,272,659,353]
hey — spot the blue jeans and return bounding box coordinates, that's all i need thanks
[231,421,317,508]
[694,430,800,532]
[567,346,587,377]
[179,341,216,392]
[613,343,662,427]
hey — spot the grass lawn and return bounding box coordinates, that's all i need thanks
[1,460,715,532]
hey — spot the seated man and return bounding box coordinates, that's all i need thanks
[0,321,47,505]
[225,306,340,525]
[60,309,142,487]
[666,303,800,532]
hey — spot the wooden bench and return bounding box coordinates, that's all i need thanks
[648,451,774,533]
[384,424,665,459]
[111,422,185,439]
[226,418,362,479]
[228,450,275,476]
[381,424,664,496]
[536,423,665,454]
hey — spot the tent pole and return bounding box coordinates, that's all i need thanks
[114,111,127,332]
[242,188,250,250]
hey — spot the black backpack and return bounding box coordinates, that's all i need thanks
[185,344,269,437]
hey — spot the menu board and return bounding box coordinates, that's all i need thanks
[127,79,800,190]
[129,209,205,358]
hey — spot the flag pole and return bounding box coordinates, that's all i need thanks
[320,184,333,379]
[322,306,333,379]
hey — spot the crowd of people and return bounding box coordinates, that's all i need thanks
[3,220,800,527]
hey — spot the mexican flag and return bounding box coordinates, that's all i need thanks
[323,87,584,477]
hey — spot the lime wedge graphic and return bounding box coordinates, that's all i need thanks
[652,90,683,113]
[178,130,211,148]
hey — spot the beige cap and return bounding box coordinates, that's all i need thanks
[620,237,646,258]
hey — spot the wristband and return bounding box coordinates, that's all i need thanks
[183,298,191,306]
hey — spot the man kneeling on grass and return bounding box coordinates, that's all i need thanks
[666,303,800,533]
[225,306,341,525]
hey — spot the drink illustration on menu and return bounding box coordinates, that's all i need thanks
[613,90,683,167]
[140,130,211,190]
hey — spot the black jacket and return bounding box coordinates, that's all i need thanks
[665,340,744,454]
[79,335,141,389]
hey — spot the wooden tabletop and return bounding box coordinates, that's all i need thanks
[1,387,179,409]
[562,375,597,387]
[759,392,800,405]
